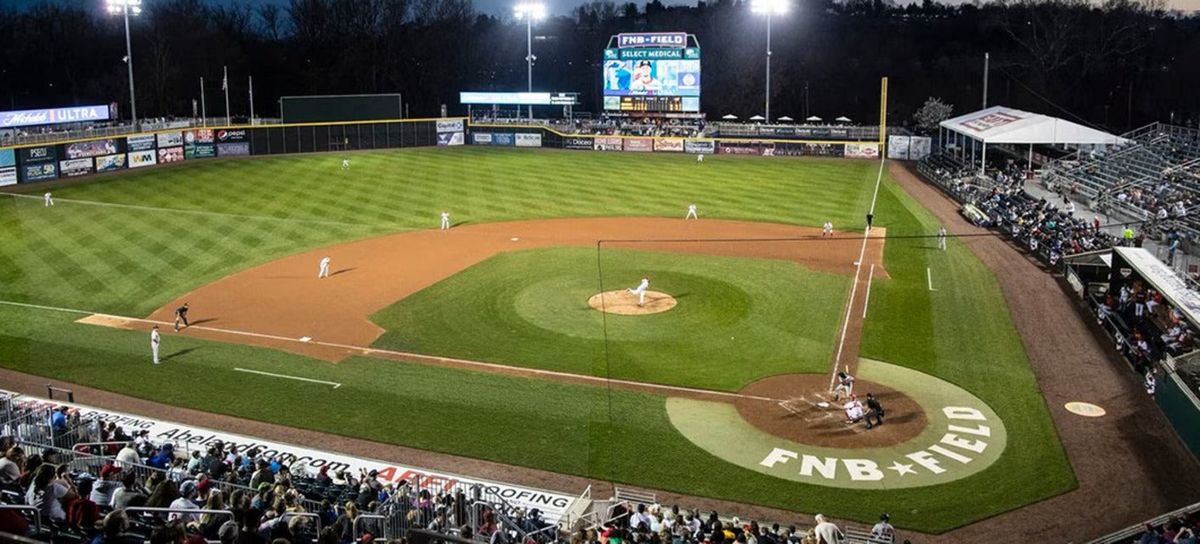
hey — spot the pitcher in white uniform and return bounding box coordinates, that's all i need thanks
[627,277,650,307]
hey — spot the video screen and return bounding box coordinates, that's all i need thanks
[604,59,700,97]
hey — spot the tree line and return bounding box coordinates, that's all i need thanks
[0,0,1196,133]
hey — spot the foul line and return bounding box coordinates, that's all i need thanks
[233,368,341,389]
[862,264,875,319]
[927,267,936,291]
[0,299,780,404]
[829,155,886,391]
[4,193,376,228]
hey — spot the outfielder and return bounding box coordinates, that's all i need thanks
[150,326,161,365]
[173,302,190,332]
[44,192,53,207]
[685,203,698,220]
[937,225,948,250]
[318,256,331,279]
[440,211,451,230]
[342,158,350,171]
[696,154,704,163]
[823,221,833,237]
[627,277,650,307]
[832,371,855,401]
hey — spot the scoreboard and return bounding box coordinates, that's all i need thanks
[603,32,700,114]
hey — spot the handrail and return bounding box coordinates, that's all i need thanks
[0,505,42,535]
[352,513,388,541]
[124,506,235,519]
[278,511,322,534]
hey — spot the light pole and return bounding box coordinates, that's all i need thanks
[513,3,545,120]
[106,0,142,131]
[752,0,788,124]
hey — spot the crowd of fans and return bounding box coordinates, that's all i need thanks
[932,159,1117,265]
[1131,511,1200,544]
[1096,278,1197,377]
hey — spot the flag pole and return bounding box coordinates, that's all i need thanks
[200,77,207,127]
[248,76,255,125]
[223,65,231,126]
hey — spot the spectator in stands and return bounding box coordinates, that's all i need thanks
[68,477,104,534]
[26,463,75,522]
[168,480,201,522]
[811,514,843,544]
[91,463,123,505]
[116,442,140,467]
[93,509,140,544]
[199,489,227,539]
[111,472,146,509]
[18,454,42,490]
[0,446,24,483]
[238,507,267,544]
[333,502,360,543]
[148,521,186,544]
[146,479,181,509]
[148,443,177,469]
[217,520,239,544]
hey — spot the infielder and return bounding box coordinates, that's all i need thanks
[173,302,190,332]
[822,221,833,237]
[832,371,855,401]
[627,277,650,307]
[150,326,161,365]
[318,256,331,279]
[44,192,54,207]
[440,211,451,230]
[685,203,698,220]
[937,225,948,250]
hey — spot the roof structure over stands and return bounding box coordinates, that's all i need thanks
[938,105,1126,174]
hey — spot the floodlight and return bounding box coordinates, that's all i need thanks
[751,0,788,14]
[106,0,142,16]
[513,2,546,20]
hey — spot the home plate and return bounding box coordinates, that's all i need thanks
[510,237,520,241]
[299,336,312,343]
[817,401,831,408]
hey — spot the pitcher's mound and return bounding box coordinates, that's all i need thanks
[588,290,677,315]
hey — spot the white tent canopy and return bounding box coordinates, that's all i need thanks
[721,114,738,120]
[805,115,822,122]
[749,115,766,121]
[777,116,794,122]
[938,105,1127,174]
[835,116,851,122]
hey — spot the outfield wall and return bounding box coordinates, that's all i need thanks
[467,123,882,159]
[0,118,466,187]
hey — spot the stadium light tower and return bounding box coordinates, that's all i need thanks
[513,2,545,120]
[106,0,142,131]
[752,0,788,124]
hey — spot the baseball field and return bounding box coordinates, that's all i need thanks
[0,146,1076,532]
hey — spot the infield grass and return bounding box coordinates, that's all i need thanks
[0,148,1075,532]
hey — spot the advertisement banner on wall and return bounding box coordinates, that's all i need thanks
[128,150,157,168]
[158,147,185,164]
[59,158,95,177]
[0,148,14,186]
[844,143,880,159]
[127,134,156,152]
[95,154,126,172]
[887,136,911,160]
[623,138,653,152]
[65,139,119,159]
[684,140,716,154]
[493,133,515,146]
[805,143,845,157]
[909,137,932,160]
[594,137,623,151]
[216,143,250,157]
[21,162,57,182]
[654,138,684,152]
[215,129,248,143]
[156,131,184,147]
[770,143,807,157]
[436,120,465,133]
[472,132,493,145]
[563,137,594,150]
[515,133,542,147]
[19,145,56,164]
[185,129,216,159]
[718,141,765,155]
[437,132,465,146]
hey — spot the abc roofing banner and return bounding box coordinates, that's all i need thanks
[7,395,576,522]
[654,138,684,152]
[844,143,880,159]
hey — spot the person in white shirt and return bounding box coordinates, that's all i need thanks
[937,226,947,250]
[630,504,652,530]
[823,221,834,237]
[150,325,161,365]
[318,256,331,279]
[43,192,54,207]
[696,153,704,163]
[0,447,23,484]
[168,480,201,522]
[627,278,650,307]
[870,514,895,543]
[685,204,698,220]
[812,514,844,544]
[341,158,350,171]
[116,443,141,467]
[832,371,855,401]
[843,397,865,423]
[440,211,451,230]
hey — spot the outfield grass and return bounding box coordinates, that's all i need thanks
[371,247,849,391]
[0,148,1075,532]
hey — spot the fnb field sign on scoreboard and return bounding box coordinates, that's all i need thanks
[603,32,700,113]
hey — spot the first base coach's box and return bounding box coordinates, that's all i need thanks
[0,118,460,185]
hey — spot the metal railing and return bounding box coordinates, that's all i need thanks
[352,513,388,541]
[0,505,42,535]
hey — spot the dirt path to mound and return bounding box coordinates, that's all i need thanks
[133,217,887,368]
[889,162,1200,542]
